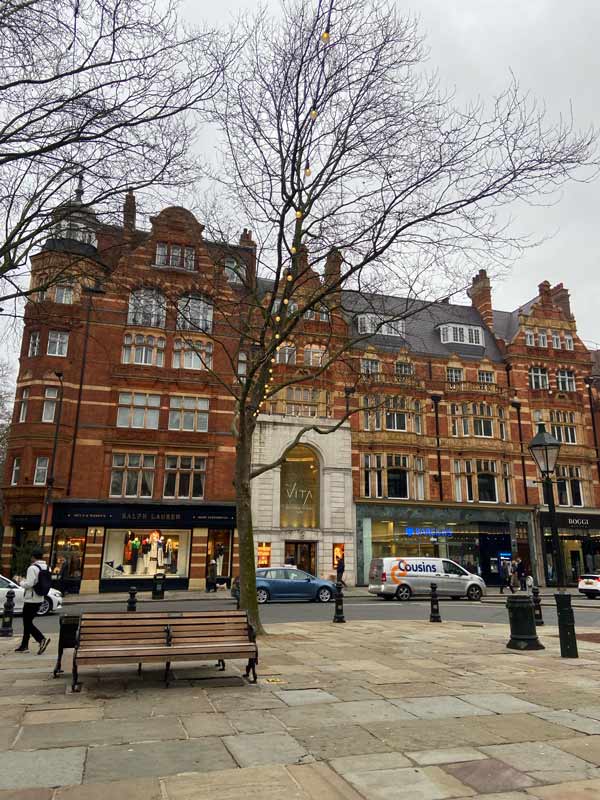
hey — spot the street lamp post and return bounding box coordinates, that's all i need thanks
[40,371,64,553]
[528,425,564,589]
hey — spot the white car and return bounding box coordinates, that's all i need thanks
[578,574,600,599]
[0,574,63,616]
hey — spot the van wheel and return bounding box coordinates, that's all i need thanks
[466,585,482,601]
[395,585,412,601]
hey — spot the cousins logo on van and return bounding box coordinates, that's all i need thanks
[391,559,437,584]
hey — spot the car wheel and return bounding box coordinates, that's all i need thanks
[37,599,51,616]
[256,587,269,604]
[317,587,332,603]
[466,585,483,601]
[395,584,412,601]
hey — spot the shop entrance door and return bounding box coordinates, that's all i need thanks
[285,541,317,575]
[478,533,512,586]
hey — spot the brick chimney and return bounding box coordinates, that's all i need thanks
[123,188,136,233]
[467,269,493,329]
[550,282,572,318]
[239,228,256,248]
[538,280,552,306]
[324,247,342,286]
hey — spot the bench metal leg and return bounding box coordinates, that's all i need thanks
[138,663,142,676]
[217,659,225,671]
[245,658,257,684]
[164,661,171,688]
[53,644,64,678]
[71,661,81,693]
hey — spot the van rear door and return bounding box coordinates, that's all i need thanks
[369,559,384,583]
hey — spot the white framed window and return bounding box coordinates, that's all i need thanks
[414,400,422,434]
[502,463,512,503]
[395,361,413,377]
[529,366,549,389]
[447,367,463,384]
[439,324,482,346]
[550,410,577,444]
[55,285,73,304]
[304,345,326,367]
[361,358,380,376]
[172,339,213,370]
[362,454,383,498]
[127,289,166,328]
[284,387,320,417]
[42,387,59,422]
[47,330,69,357]
[564,333,574,351]
[358,314,405,337]
[163,455,206,499]
[177,295,213,333]
[473,403,493,437]
[116,392,160,429]
[169,244,182,267]
[18,388,29,422]
[556,465,583,507]
[414,456,425,500]
[476,459,497,502]
[33,456,49,485]
[552,330,561,349]
[362,396,382,431]
[183,247,195,271]
[304,305,329,322]
[224,257,245,284]
[237,353,247,377]
[386,454,409,498]
[109,453,155,498]
[28,331,40,357]
[453,460,462,502]
[537,330,548,347]
[11,456,21,485]
[557,370,576,392]
[155,242,168,266]
[499,407,507,441]
[168,396,209,432]
[478,370,494,384]
[122,333,165,367]
[276,344,296,365]
[385,397,407,431]
[525,329,535,346]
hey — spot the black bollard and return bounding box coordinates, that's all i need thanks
[0,589,15,637]
[429,583,442,623]
[532,586,544,626]
[127,586,138,612]
[332,581,346,623]
[555,593,578,658]
[506,594,544,651]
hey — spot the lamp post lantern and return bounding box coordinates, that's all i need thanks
[528,425,564,589]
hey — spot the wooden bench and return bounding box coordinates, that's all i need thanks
[71,610,258,691]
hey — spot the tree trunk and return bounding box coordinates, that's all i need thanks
[235,422,265,635]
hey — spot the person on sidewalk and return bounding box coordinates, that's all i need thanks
[15,547,51,654]
[336,554,347,588]
[516,558,526,591]
[206,559,218,592]
[510,561,520,592]
[499,560,514,594]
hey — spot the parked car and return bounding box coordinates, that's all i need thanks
[231,568,336,604]
[368,556,486,601]
[0,574,63,616]
[578,574,600,599]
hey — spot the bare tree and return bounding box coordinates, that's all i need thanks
[0,0,232,309]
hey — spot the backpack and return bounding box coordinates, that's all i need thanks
[34,564,52,598]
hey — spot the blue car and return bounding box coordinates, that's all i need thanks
[232,568,336,604]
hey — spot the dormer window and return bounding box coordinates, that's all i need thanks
[395,361,413,377]
[155,242,168,266]
[439,324,482,346]
[224,257,246,284]
[358,314,405,337]
[170,245,181,267]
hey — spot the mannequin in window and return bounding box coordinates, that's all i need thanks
[141,536,150,572]
[131,536,141,573]
[216,543,225,576]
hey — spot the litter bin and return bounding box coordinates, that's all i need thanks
[152,571,166,600]
[506,594,544,651]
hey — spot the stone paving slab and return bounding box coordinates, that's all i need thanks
[54,778,162,799]
[534,709,600,734]
[444,757,538,794]
[15,716,186,750]
[0,791,53,800]
[457,694,544,714]
[0,747,86,791]
[406,747,489,766]
[222,731,310,767]
[23,709,103,725]
[274,688,339,705]
[343,764,476,799]
[390,695,494,720]
[526,778,600,798]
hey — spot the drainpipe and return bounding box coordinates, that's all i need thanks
[511,400,529,505]
[431,395,443,501]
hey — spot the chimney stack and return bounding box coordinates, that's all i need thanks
[324,248,342,286]
[123,188,136,233]
[467,269,493,329]
[239,228,256,248]
[550,283,572,319]
[538,280,552,306]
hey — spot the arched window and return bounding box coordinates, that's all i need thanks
[280,444,320,528]
[177,295,213,333]
[127,288,166,328]
[224,257,246,284]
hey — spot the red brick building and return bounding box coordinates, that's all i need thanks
[2,189,599,591]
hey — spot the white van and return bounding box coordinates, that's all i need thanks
[368,557,486,601]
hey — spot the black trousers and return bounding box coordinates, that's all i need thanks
[20,602,44,648]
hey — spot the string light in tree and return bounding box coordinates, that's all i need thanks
[283,298,289,305]
[287,274,293,282]
[310,108,317,120]
[321,29,330,42]
[270,357,276,364]
[304,162,311,177]
[291,246,297,254]
[275,315,281,322]
[295,210,303,219]
[275,333,280,339]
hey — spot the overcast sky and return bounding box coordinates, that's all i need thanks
[185,0,600,345]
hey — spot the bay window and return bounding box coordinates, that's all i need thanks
[42,387,59,422]
[18,388,29,422]
[34,456,49,485]
[47,330,69,357]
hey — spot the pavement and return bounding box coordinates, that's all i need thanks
[3,619,600,798]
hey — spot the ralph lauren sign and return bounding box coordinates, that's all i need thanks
[52,501,236,529]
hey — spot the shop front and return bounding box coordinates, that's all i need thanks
[540,511,600,585]
[356,503,534,587]
[51,501,236,593]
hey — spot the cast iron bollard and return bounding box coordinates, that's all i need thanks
[127,586,138,612]
[429,583,442,623]
[332,581,346,623]
[152,571,165,600]
[555,593,578,658]
[506,594,544,651]
[532,586,544,626]
[0,589,15,637]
